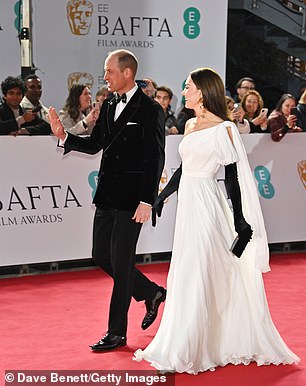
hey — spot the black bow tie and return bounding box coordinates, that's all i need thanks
[115,93,127,104]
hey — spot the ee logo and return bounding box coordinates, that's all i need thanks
[88,171,98,199]
[14,1,22,32]
[254,166,275,199]
[183,7,200,39]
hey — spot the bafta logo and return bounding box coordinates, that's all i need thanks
[67,0,94,35]
[159,169,169,202]
[67,72,94,90]
[297,160,306,189]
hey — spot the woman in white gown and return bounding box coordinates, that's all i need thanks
[134,68,300,374]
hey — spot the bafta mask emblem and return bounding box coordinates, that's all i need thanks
[67,72,94,90]
[297,160,306,189]
[67,0,93,35]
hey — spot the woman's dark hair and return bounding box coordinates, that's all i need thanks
[274,93,296,113]
[1,76,25,96]
[190,68,228,121]
[63,84,87,121]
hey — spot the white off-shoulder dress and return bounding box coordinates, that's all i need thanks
[134,122,300,374]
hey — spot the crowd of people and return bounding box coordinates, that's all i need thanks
[1,73,305,138]
[227,77,306,139]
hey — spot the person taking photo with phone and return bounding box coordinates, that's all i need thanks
[240,89,268,133]
[59,84,99,136]
[267,93,302,141]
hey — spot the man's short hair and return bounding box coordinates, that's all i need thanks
[1,76,25,96]
[156,86,173,100]
[235,77,255,90]
[24,74,41,82]
[109,50,138,76]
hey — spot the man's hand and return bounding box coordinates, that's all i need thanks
[22,110,36,123]
[143,78,157,98]
[16,128,30,135]
[168,126,179,135]
[132,203,152,223]
[48,107,66,140]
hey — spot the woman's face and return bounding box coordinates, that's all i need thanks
[79,87,91,110]
[245,94,259,117]
[281,98,296,117]
[226,99,234,111]
[182,75,201,110]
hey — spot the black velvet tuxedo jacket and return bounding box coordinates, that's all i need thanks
[0,102,51,135]
[64,87,165,211]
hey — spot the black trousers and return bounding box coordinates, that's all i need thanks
[92,207,159,336]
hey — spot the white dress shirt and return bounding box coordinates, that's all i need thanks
[114,84,138,121]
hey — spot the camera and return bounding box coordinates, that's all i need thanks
[136,80,147,88]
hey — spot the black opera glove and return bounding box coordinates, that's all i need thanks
[152,164,182,227]
[225,163,253,257]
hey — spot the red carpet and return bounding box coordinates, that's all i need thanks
[1,253,305,386]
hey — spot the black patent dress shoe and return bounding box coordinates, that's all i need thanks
[141,286,166,330]
[90,333,126,351]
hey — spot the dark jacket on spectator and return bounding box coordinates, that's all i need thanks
[0,102,51,135]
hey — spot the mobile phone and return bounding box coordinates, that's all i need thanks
[92,101,99,110]
[290,107,298,115]
[261,108,268,116]
[136,80,147,88]
[32,105,42,113]
[233,103,239,112]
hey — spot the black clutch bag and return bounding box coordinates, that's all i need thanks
[230,231,252,258]
[230,236,246,258]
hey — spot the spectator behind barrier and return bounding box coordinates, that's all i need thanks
[240,89,268,133]
[233,77,256,103]
[21,74,49,122]
[226,96,250,134]
[59,84,98,136]
[154,86,178,135]
[95,85,111,109]
[0,76,51,135]
[268,93,302,142]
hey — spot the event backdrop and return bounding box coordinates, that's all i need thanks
[0,134,305,267]
[0,0,228,111]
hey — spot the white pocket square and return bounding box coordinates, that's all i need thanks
[127,122,138,125]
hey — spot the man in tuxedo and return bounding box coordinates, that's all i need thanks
[49,49,166,350]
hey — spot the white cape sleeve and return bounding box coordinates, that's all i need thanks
[224,121,270,273]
